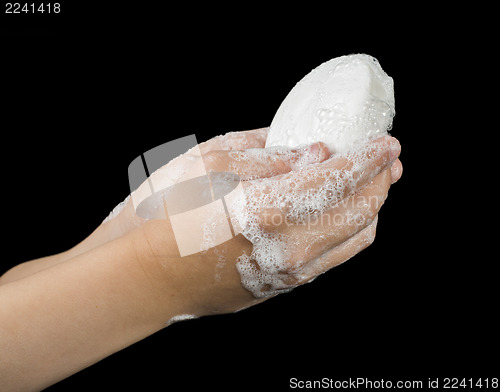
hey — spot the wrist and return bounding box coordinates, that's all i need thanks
[131,217,260,319]
[129,221,199,324]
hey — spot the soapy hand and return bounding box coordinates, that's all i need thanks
[135,128,402,316]
[234,133,401,298]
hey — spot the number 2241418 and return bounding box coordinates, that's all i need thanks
[5,3,61,13]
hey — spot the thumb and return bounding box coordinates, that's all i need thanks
[201,143,331,180]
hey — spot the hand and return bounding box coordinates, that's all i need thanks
[132,129,402,317]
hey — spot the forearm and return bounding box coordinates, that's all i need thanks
[0,227,181,392]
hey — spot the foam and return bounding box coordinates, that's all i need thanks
[102,194,130,223]
[166,314,196,326]
[266,54,394,154]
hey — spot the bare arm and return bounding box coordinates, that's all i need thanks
[0,229,180,392]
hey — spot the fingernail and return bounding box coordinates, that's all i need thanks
[307,143,320,155]
[294,143,321,166]
[296,142,318,152]
[391,160,403,184]
[389,138,401,161]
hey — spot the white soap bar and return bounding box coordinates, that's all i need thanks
[266,54,395,154]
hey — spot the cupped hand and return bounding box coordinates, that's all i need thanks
[132,128,402,318]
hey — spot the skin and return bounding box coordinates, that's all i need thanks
[0,128,402,391]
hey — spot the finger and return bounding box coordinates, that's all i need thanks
[202,142,331,180]
[129,129,272,212]
[260,136,400,222]
[282,168,391,264]
[293,135,400,204]
[198,128,269,154]
[391,158,403,184]
[294,216,379,285]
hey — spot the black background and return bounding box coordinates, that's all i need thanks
[1,3,497,390]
